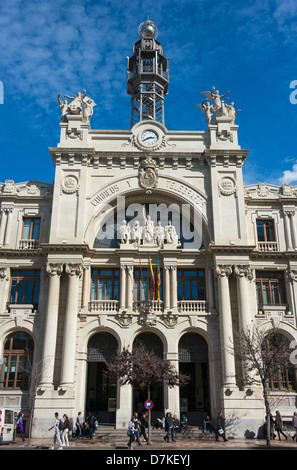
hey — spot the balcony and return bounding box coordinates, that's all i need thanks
[133,300,164,313]
[19,239,40,250]
[257,241,278,252]
[89,300,119,312]
[178,300,207,313]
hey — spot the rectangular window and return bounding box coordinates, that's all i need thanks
[134,268,163,301]
[256,271,286,306]
[177,269,206,301]
[256,219,275,242]
[9,270,40,308]
[22,218,40,240]
[91,269,119,301]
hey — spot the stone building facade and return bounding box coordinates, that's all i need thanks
[0,21,297,438]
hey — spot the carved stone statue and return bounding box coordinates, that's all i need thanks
[225,101,241,124]
[131,221,142,245]
[62,90,86,115]
[165,220,179,245]
[143,215,154,244]
[120,220,130,244]
[57,94,69,122]
[154,220,165,248]
[196,99,215,125]
[201,86,229,112]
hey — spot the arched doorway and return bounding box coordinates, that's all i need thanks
[178,333,210,425]
[86,332,118,424]
[132,332,164,418]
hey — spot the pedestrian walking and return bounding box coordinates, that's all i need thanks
[275,410,287,441]
[87,413,96,439]
[17,412,25,442]
[215,411,228,442]
[127,417,135,450]
[61,414,70,447]
[133,416,142,446]
[48,412,63,450]
[164,411,173,442]
[172,414,180,441]
[140,412,148,444]
[75,411,83,439]
[292,411,297,441]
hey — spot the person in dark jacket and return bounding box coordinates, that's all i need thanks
[140,412,148,443]
[164,412,173,442]
[215,411,228,442]
[275,411,287,441]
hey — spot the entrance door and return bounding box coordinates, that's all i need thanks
[178,333,210,425]
[132,333,164,419]
[86,332,118,424]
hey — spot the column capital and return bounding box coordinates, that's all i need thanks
[46,262,63,277]
[233,264,253,280]
[65,263,83,277]
[215,264,232,278]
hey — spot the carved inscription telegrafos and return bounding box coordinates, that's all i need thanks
[218,176,237,196]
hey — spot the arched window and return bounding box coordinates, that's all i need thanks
[0,332,34,390]
[262,332,296,391]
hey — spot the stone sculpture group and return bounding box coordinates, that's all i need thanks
[120,216,180,248]
[197,86,241,125]
[58,89,97,123]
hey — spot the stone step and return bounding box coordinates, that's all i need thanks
[71,426,215,441]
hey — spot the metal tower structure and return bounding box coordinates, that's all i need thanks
[127,20,169,128]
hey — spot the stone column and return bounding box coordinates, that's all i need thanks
[215,265,236,388]
[0,267,8,312]
[40,263,63,387]
[126,264,134,310]
[60,263,82,388]
[120,264,127,310]
[0,209,7,246]
[170,265,178,310]
[81,263,91,312]
[233,265,253,330]
[3,208,13,246]
[164,265,171,310]
[283,210,293,251]
[289,211,297,250]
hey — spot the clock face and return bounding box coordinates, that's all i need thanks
[141,130,158,146]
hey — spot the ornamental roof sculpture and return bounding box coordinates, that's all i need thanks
[197,86,241,126]
[58,89,96,123]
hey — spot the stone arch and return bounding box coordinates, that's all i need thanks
[84,174,212,247]
[178,331,211,424]
[85,331,119,423]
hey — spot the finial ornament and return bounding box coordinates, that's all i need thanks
[138,20,158,39]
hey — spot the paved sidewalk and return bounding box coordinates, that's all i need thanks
[2,434,297,451]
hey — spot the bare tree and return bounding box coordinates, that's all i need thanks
[105,342,190,445]
[23,356,50,446]
[231,326,293,446]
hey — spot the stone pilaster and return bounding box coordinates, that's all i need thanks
[233,264,253,330]
[60,263,82,389]
[215,264,237,388]
[39,263,63,387]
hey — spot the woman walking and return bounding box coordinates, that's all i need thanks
[275,411,287,441]
[61,414,70,447]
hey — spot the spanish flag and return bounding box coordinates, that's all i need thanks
[149,256,155,301]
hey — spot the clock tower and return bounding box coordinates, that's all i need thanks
[127,20,169,128]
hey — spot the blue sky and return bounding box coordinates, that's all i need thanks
[1,0,297,186]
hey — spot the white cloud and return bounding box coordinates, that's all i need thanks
[279,162,297,184]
